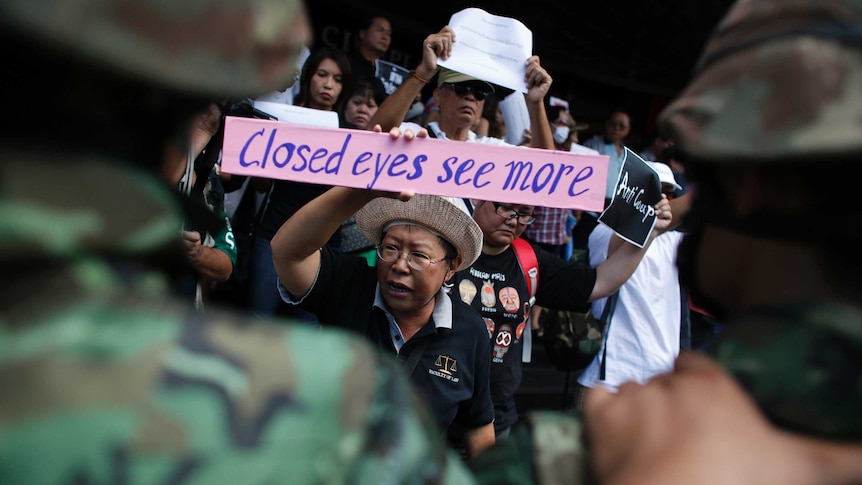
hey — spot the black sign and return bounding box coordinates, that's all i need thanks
[375,60,412,96]
[598,148,660,247]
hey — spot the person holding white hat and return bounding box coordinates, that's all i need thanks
[271,185,496,459]
[368,25,555,150]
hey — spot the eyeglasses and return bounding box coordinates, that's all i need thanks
[376,244,447,271]
[445,83,490,101]
[492,202,536,225]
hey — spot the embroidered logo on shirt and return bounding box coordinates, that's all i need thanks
[429,355,460,383]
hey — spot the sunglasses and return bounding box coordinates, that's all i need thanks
[445,83,490,101]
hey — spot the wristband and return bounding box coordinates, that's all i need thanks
[410,70,431,84]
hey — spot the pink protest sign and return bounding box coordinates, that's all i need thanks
[221,116,609,211]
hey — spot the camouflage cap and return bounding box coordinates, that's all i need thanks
[0,0,311,98]
[659,0,862,163]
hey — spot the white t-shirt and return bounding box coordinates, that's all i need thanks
[399,121,511,146]
[578,224,684,391]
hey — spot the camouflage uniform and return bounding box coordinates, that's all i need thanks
[470,412,590,485]
[471,0,862,482]
[657,0,862,442]
[708,303,862,440]
[0,1,474,483]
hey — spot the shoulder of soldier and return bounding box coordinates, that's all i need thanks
[0,298,471,483]
[708,302,862,440]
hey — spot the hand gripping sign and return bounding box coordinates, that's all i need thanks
[220,117,609,211]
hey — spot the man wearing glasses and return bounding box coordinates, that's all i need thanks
[369,23,674,442]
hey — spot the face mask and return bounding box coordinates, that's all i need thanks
[553,125,570,145]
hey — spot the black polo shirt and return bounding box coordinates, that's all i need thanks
[278,246,494,436]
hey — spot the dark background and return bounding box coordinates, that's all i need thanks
[306,0,735,150]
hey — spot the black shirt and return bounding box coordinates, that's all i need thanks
[453,241,596,432]
[256,180,340,250]
[282,247,495,436]
[347,49,377,86]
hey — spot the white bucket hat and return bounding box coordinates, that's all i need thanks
[647,161,682,191]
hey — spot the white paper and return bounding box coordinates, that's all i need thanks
[570,144,600,155]
[252,101,340,128]
[499,92,530,145]
[439,8,532,93]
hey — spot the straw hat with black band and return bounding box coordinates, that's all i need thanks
[355,194,482,272]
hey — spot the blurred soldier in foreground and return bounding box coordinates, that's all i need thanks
[0,1,474,483]
[472,0,862,483]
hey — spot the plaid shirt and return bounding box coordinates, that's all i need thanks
[523,206,571,245]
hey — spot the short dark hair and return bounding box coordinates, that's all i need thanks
[352,75,387,106]
[609,107,632,122]
[358,12,390,31]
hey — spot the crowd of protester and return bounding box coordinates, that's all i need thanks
[5,0,862,483]
[169,7,755,463]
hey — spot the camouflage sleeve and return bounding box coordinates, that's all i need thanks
[195,314,478,484]
[0,301,476,484]
[470,411,593,485]
[709,303,862,441]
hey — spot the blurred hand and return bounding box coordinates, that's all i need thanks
[193,103,222,142]
[584,352,819,485]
